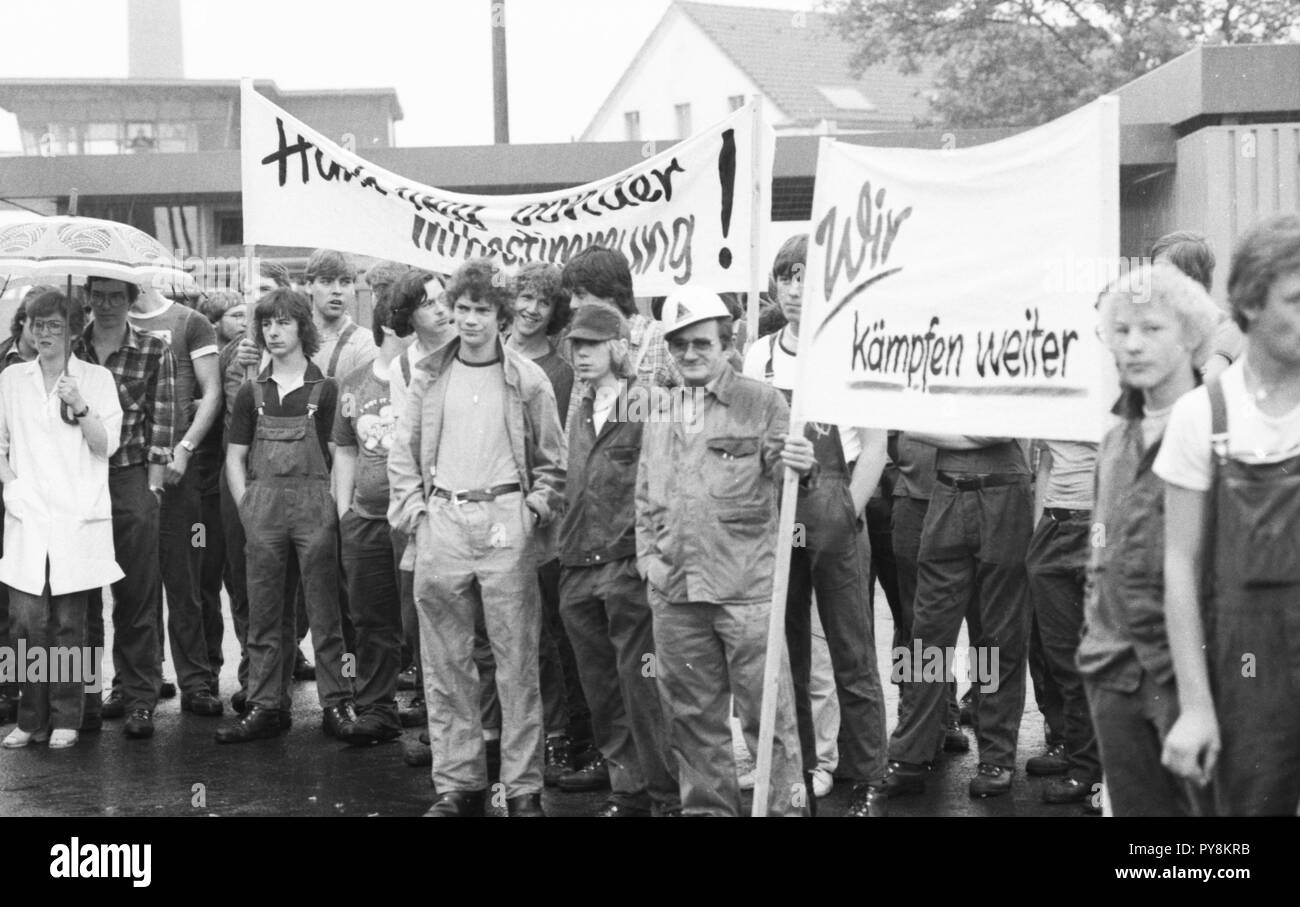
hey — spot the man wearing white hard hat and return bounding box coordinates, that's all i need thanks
[635,285,814,816]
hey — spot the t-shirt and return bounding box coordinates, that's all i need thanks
[228,362,337,469]
[1154,358,1300,492]
[387,339,440,429]
[742,327,863,463]
[434,358,516,491]
[333,360,396,519]
[1208,316,1245,365]
[1038,440,1097,509]
[128,299,218,437]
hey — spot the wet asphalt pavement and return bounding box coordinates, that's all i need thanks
[0,586,1088,818]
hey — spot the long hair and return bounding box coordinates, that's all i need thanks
[253,289,320,359]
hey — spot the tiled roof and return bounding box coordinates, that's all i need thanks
[678,1,934,127]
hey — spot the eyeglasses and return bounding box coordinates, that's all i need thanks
[668,338,718,355]
[31,320,66,336]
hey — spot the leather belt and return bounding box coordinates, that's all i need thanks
[431,483,521,503]
[936,472,1023,491]
[1044,507,1089,521]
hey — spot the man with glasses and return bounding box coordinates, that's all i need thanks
[77,277,177,740]
[636,286,813,816]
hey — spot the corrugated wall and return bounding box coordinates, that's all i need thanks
[1176,124,1300,302]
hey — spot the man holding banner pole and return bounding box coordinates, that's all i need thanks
[636,286,812,817]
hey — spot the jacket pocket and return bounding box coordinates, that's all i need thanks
[704,435,761,501]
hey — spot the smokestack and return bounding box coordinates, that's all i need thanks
[128,0,184,79]
[491,0,509,143]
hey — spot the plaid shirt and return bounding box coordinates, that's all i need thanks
[76,322,177,468]
[565,312,683,428]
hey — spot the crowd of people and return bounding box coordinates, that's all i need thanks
[0,212,1297,818]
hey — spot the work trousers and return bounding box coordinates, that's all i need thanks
[158,461,215,697]
[339,510,402,727]
[650,589,807,816]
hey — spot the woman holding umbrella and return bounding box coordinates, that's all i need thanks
[0,287,123,749]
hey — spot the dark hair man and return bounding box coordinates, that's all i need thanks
[1158,215,1300,814]
[637,286,814,816]
[217,289,354,743]
[77,276,177,740]
[389,257,565,817]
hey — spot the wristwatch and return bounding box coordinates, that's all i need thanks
[72,404,90,420]
[179,439,196,453]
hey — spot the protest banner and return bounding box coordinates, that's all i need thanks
[240,81,773,297]
[794,97,1120,442]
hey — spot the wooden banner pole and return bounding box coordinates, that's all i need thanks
[745,96,764,354]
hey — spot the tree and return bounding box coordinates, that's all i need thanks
[824,0,1300,128]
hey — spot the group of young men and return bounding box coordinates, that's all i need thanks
[2,211,1298,817]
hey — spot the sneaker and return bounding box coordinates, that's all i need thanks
[558,755,611,792]
[1026,743,1069,776]
[2,726,50,748]
[101,689,127,720]
[811,767,834,798]
[543,735,574,787]
[49,729,78,749]
[969,762,1012,798]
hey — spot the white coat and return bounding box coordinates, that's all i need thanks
[0,355,124,597]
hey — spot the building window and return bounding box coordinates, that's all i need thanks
[624,111,641,142]
[215,211,243,247]
[728,94,746,111]
[84,122,123,155]
[675,103,692,138]
[158,122,196,153]
[126,122,158,153]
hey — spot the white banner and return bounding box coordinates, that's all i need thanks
[797,98,1120,442]
[240,82,773,295]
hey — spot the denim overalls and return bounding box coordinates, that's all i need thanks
[241,378,350,713]
[1204,376,1300,815]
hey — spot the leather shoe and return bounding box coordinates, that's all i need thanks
[159,680,177,700]
[1043,776,1095,805]
[340,712,401,746]
[558,754,610,792]
[543,734,573,787]
[292,651,316,682]
[101,689,127,720]
[1026,743,1069,776]
[424,789,485,817]
[231,690,248,714]
[181,690,224,717]
[124,709,155,739]
[958,690,975,726]
[880,761,928,796]
[594,798,651,817]
[215,706,283,744]
[322,702,357,738]
[398,698,426,728]
[79,711,103,733]
[969,762,1012,798]
[506,793,545,817]
[846,782,889,817]
[943,722,970,753]
[404,740,432,767]
[397,665,418,691]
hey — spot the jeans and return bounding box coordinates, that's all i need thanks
[649,588,807,817]
[10,584,88,731]
[196,453,226,688]
[339,510,402,727]
[158,460,215,696]
[413,493,544,796]
[86,465,162,714]
[559,558,679,811]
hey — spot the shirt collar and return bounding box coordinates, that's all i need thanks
[256,360,325,385]
[705,362,736,405]
[82,320,143,353]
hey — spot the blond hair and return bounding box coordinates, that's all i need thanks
[1098,262,1223,368]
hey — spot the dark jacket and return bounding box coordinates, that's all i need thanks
[559,380,643,568]
[1076,390,1172,691]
